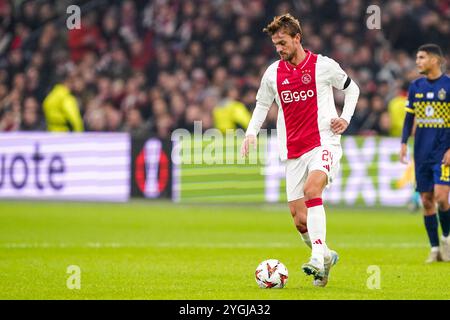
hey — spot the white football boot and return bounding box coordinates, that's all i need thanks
[302,258,325,281]
[440,236,450,262]
[425,248,442,263]
[313,250,339,287]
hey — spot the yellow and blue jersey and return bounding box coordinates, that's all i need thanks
[402,74,449,164]
[402,74,450,191]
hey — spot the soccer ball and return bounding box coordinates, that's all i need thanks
[255,259,288,289]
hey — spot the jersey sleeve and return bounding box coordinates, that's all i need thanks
[401,83,416,144]
[405,83,415,115]
[323,56,359,123]
[255,67,276,107]
[327,57,350,90]
[246,65,276,136]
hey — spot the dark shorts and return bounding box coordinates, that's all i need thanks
[415,162,450,192]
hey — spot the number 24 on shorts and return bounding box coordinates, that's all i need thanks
[322,149,333,172]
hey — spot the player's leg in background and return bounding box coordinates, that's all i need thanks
[435,184,450,236]
[288,198,311,248]
[434,182,450,261]
[416,162,442,262]
[420,191,441,262]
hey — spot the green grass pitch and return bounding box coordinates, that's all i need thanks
[0,200,448,300]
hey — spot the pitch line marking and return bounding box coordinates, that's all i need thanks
[0,242,428,249]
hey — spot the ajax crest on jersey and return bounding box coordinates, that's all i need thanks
[301,73,312,84]
[255,259,288,288]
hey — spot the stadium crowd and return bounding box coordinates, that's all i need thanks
[0,0,449,139]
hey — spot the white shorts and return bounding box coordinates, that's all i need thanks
[285,145,342,202]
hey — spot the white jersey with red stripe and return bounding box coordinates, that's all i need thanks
[249,50,351,160]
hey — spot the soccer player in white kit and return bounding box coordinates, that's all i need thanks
[241,14,360,287]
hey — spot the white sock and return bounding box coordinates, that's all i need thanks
[301,231,331,260]
[305,198,327,267]
[301,232,312,248]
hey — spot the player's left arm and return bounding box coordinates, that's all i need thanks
[328,58,360,134]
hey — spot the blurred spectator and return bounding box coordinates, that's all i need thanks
[345,96,371,135]
[129,39,152,71]
[184,103,202,133]
[20,96,46,131]
[0,0,449,139]
[85,107,107,132]
[169,92,187,129]
[68,12,105,63]
[385,1,423,53]
[213,87,251,133]
[378,112,392,136]
[42,72,84,132]
[104,100,124,132]
[388,82,409,136]
[359,95,387,135]
[0,108,20,131]
[123,108,152,139]
[156,113,174,140]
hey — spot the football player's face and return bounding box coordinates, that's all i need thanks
[272,31,300,62]
[416,51,437,74]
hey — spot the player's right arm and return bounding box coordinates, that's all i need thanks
[400,83,416,164]
[241,66,276,157]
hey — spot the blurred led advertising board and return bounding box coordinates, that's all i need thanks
[0,132,421,206]
[131,137,174,199]
[0,133,130,202]
[176,135,416,206]
[263,136,414,206]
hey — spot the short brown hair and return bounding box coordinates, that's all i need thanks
[263,13,302,38]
